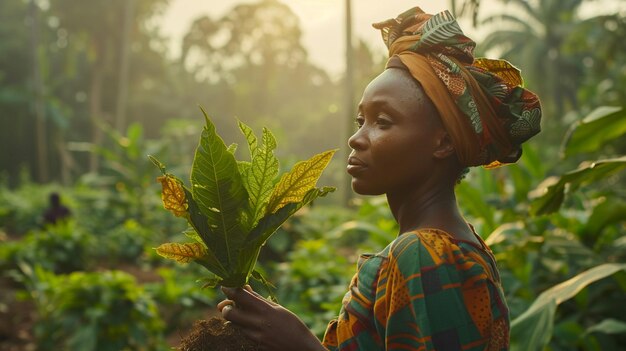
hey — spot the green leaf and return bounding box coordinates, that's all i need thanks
[249,186,335,246]
[183,227,206,247]
[251,270,277,302]
[510,263,626,351]
[232,186,334,287]
[530,157,626,215]
[585,318,626,335]
[261,126,277,150]
[183,186,211,241]
[183,184,229,277]
[238,120,258,158]
[581,198,626,244]
[519,143,544,180]
[243,127,279,228]
[226,143,238,154]
[562,106,626,157]
[191,108,249,268]
[238,160,251,176]
[266,149,336,214]
[510,300,556,351]
[147,155,166,175]
[456,181,497,234]
[67,324,97,351]
[197,276,222,289]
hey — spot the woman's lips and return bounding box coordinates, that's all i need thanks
[347,156,367,175]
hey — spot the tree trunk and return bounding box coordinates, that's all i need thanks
[89,58,104,173]
[56,130,74,186]
[342,0,354,206]
[30,0,48,182]
[115,0,135,133]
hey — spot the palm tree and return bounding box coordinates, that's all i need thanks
[480,0,587,121]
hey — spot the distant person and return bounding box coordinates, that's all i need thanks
[43,192,71,226]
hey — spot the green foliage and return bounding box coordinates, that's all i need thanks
[510,264,626,351]
[97,219,152,263]
[0,221,94,274]
[530,156,626,216]
[22,266,165,351]
[265,197,396,337]
[479,0,626,122]
[145,266,216,335]
[0,0,350,185]
[277,238,352,337]
[457,103,626,350]
[561,107,626,158]
[1,1,625,348]
[0,176,60,234]
[152,110,336,289]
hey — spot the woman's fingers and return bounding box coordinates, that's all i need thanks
[217,288,324,350]
[220,303,240,322]
[217,299,234,312]
[220,286,271,328]
[221,286,268,311]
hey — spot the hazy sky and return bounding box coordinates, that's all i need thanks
[159,1,477,74]
[158,0,625,75]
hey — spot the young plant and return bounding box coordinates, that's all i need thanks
[149,108,335,292]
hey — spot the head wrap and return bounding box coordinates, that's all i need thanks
[373,7,542,168]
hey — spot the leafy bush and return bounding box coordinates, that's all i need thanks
[22,266,165,351]
[95,219,152,264]
[266,198,396,337]
[456,106,626,350]
[275,237,353,337]
[0,221,94,275]
[146,266,216,334]
[0,176,63,235]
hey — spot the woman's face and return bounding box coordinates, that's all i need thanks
[347,68,445,196]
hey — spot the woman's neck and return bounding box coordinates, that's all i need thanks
[387,184,470,238]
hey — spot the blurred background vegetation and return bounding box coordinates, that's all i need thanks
[1,0,625,350]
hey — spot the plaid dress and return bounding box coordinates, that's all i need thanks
[322,229,509,350]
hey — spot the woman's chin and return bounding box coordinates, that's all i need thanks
[351,179,384,196]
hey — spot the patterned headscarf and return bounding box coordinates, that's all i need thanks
[373,7,542,168]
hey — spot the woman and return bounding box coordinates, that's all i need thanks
[218,6,541,351]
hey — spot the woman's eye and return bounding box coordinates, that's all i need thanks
[355,117,364,128]
[376,117,392,127]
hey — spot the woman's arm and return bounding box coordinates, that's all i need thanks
[219,286,327,351]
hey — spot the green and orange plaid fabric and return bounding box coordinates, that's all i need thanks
[322,229,509,350]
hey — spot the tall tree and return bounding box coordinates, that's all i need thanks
[0,0,54,184]
[30,0,48,182]
[480,0,587,121]
[48,0,169,173]
[180,0,338,155]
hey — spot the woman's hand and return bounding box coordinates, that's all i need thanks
[218,285,326,351]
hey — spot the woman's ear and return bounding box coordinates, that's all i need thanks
[433,130,456,159]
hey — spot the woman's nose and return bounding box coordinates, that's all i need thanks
[348,127,366,150]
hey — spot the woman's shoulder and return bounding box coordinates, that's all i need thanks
[380,229,490,266]
[382,228,458,260]
[380,228,501,282]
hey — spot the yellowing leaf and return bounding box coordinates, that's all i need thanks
[157,175,187,216]
[265,149,336,214]
[155,242,207,263]
[157,175,188,217]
